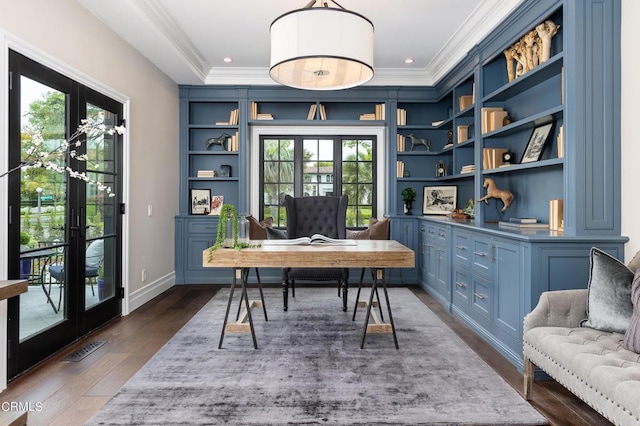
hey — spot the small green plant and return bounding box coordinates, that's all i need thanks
[401,187,417,202]
[20,231,31,246]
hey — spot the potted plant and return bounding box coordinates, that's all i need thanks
[97,263,105,301]
[20,231,32,279]
[401,187,417,215]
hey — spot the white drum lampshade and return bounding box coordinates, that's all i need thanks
[270,4,374,90]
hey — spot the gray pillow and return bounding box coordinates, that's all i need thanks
[266,227,287,240]
[581,247,634,333]
[623,268,640,352]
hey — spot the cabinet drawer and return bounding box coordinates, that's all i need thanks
[452,267,470,306]
[471,277,491,321]
[426,224,449,244]
[453,230,471,264]
[471,234,492,276]
[187,220,219,234]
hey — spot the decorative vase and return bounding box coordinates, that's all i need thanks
[223,217,235,248]
[404,200,413,215]
[97,278,105,301]
[238,215,249,245]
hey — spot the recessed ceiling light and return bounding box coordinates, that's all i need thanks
[223,57,233,63]
[404,58,414,64]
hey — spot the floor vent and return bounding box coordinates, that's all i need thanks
[62,340,107,362]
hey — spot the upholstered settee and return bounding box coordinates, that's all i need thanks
[523,249,640,426]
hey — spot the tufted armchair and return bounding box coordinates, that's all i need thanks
[282,195,349,311]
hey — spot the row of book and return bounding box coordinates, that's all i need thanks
[481,107,510,134]
[557,125,564,158]
[483,148,508,170]
[215,108,239,126]
[549,199,564,231]
[396,160,405,178]
[360,103,386,120]
[249,102,273,120]
[397,108,407,126]
[307,103,328,120]
[226,131,240,151]
[396,134,406,152]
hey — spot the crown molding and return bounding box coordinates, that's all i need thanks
[425,0,524,84]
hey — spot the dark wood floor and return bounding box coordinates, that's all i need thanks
[0,285,612,426]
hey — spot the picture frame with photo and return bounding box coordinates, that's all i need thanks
[423,185,457,215]
[190,188,211,215]
[209,195,224,215]
[521,122,554,163]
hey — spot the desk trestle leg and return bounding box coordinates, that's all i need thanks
[218,268,260,349]
[359,268,399,349]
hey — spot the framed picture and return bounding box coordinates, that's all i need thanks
[190,189,211,215]
[521,122,554,163]
[209,195,224,215]
[423,185,457,215]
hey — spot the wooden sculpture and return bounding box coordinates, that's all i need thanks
[478,177,514,212]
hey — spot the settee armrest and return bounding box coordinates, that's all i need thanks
[523,289,588,333]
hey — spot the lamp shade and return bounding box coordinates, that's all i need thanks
[270,7,374,90]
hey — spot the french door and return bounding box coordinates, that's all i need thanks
[6,51,123,378]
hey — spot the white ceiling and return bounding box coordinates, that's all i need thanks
[77,0,524,87]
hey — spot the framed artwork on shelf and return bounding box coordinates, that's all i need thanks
[423,185,457,215]
[209,195,224,215]
[521,122,554,163]
[190,189,211,215]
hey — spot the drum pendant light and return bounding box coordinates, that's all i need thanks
[270,0,374,90]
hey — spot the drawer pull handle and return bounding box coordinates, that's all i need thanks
[429,230,435,235]
[474,292,487,300]
[439,231,446,237]
[456,245,467,250]
[474,252,487,257]
[455,281,467,288]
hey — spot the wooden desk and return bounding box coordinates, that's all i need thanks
[202,240,415,349]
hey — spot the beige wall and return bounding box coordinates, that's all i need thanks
[622,0,640,261]
[0,0,179,310]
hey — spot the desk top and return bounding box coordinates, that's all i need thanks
[0,280,28,301]
[202,239,415,268]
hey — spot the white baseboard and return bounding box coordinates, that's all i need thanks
[128,272,175,313]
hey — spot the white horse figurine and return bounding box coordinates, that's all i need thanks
[478,178,514,212]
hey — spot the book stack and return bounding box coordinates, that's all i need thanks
[557,125,564,158]
[431,120,445,127]
[396,161,405,178]
[359,113,376,120]
[397,108,407,125]
[359,103,385,121]
[249,102,273,120]
[396,134,406,152]
[549,199,564,231]
[197,170,216,178]
[215,108,239,125]
[460,164,475,174]
[482,148,508,169]
[227,131,240,151]
[481,107,509,134]
[498,218,549,230]
[457,125,469,143]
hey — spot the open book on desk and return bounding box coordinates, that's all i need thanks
[263,234,356,246]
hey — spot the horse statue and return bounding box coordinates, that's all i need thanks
[407,134,430,151]
[478,177,514,212]
[206,133,231,151]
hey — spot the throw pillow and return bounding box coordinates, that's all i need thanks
[247,216,273,240]
[628,250,640,273]
[266,227,287,240]
[369,217,390,240]
[581,247,634,333]
[623,268,640,352]
[347,228,370,240]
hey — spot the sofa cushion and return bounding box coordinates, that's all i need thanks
[623,268,640,353]
[582,247,634,334]
[346,228,370,239]
[266,227,287,240]
[368,217,390,240]
[628,250,640,273]
[247,216,273,240]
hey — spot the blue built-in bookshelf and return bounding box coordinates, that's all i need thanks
[175,0,627,370]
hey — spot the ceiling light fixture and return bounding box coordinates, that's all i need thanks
[404,58,414,64]
[269,0,374,90]
[223,57,233,63]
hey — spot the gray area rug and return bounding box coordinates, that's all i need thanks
[88,287,547,425]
